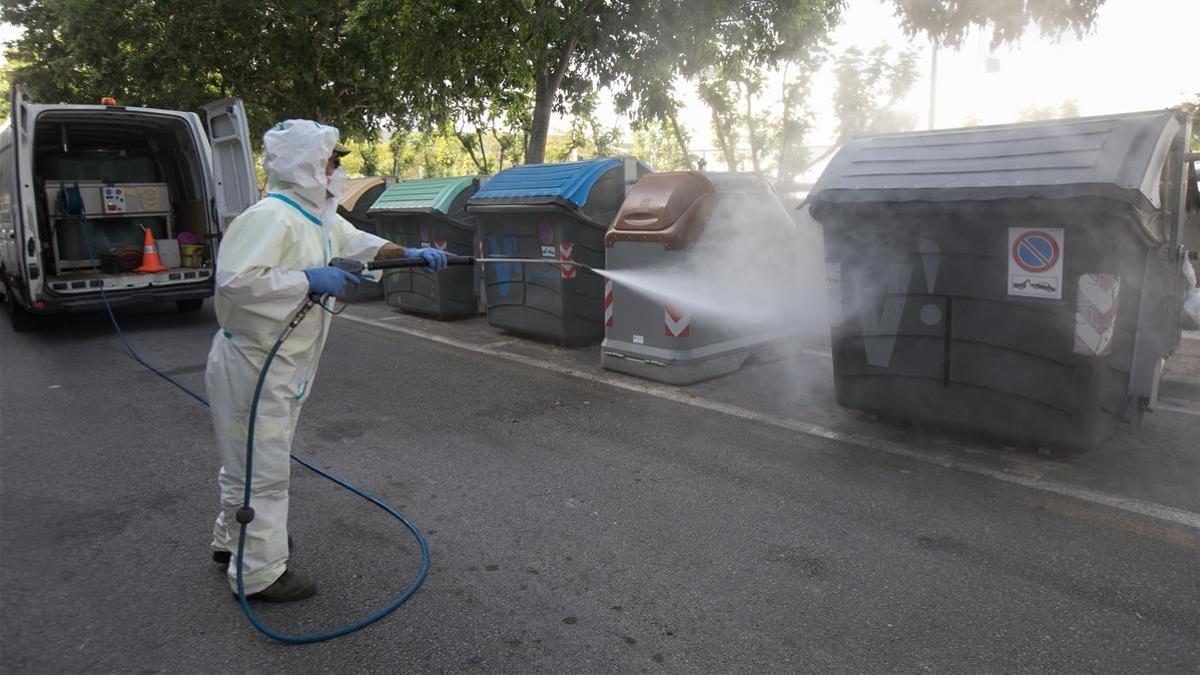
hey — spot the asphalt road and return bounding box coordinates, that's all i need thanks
[1,300,1198,673]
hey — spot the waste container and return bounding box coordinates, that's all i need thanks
[467,157,649,344]
[809,110,1195,452]
[602,172,807,384]
[368,176,482,318]
[337,177,388,301]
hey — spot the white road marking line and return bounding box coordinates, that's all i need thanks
[481,339,517,349]
[340,312,1200,531]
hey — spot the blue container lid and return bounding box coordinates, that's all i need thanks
[469,158,626,208]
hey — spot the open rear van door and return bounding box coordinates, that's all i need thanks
[200,98,257,233]
[8,83,37,295]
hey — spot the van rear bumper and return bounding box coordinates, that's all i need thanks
[35,284,213,313]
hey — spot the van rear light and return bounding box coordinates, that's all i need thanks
[33,301,45,309]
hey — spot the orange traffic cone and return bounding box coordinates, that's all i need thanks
[135,226,168,273]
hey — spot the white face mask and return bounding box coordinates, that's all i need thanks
[327,166,348,199]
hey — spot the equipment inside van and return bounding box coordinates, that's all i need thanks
[0,84,257,331]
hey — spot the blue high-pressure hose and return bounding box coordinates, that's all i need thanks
[65,184,430,644]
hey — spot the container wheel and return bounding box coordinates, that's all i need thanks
[176,299,204,313]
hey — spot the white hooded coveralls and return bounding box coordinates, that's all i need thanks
[205,120,387,593]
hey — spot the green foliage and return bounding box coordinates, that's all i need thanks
[451,98,529,174]
[1,0,427,144]
[696,41,916,186]
[1180,93,1200,152]
[1017,99,1082,122]
[889,0,1106,48]
[334,129,480,180]
[832,45,919,141]
[776,50,826,187]
[0,59,19,121]
[698,73,746,172]
[401,0,847,164]
[630,119,692,171]
[1,0,1108,171]
[691,1,842,175]
[551,91,623,161]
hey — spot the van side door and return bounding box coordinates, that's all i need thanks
[200,98,257,238]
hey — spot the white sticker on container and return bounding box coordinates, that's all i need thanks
[541,245,556,258]
[632,334,644,345]
[1008,227,1064,299]
[1074,273,1121,356]
[826,262,842,323]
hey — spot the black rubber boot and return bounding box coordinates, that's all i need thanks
[213,536,294,567]
[238,569,317,603]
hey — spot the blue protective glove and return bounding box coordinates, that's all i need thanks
[406,246,449,272]
[304,266,360,296]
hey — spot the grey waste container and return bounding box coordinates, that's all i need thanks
[467,157,649,345]
[369,176,481,319]
[809,110,1195,452]
[337,177,388,301]
[602,172,806,384]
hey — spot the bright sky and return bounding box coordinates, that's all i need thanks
[656,0,1200,167]
[3,0,1197,165]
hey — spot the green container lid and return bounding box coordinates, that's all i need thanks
[368,176,479,215]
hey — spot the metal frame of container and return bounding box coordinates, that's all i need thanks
[809,109,1196,452]
[368,176,481,318]
[467,157,648,345]
[601,171,807,384]
[337,176,388,302]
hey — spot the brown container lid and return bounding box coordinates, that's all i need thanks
[605,171,716,250]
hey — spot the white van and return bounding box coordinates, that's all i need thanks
[0,84,257,331]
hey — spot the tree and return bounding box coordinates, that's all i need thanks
[1178,93,1199,151]
[395,0,635,165]
[694,42,916,185]
[698,73,745,171]
[1,0,426,143]
[831,45,919,140]
[3,0,1109,164]
[0,58,21,121]
[357,141,381,176]
[1017,99,1081,122]
[630,119,692,171]
[547,92,623,162]
[451,98,530,175]
[776,49,827,188]
[405,1,851,165]
[888,0,1106,48]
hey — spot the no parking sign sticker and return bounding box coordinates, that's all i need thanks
[1008,228,1064,299]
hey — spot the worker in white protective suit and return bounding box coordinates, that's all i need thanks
[205,120,448,602]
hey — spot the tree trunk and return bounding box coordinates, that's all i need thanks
[524,31,580,165]
[777,63,793,187]
[525,76,555,165]
[667,112,693,170]
[711,107,738,172]
[743,79,762,175]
